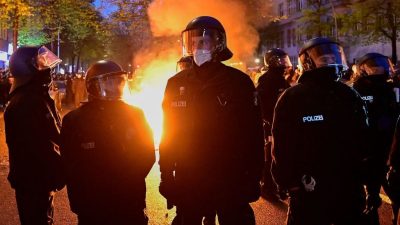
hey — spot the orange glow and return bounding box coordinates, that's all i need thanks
[122,53,179,148]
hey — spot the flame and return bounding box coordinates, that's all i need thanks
[121,0,274,148]
[122,53,179,148]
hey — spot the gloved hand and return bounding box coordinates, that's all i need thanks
[387,167,400,188]
[277,188,288,201]
[364,194,382,215]
[386,167,400,205]
[159,172,177,208]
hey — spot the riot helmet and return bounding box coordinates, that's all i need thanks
[86,60,127,101]
[9,46,61,93]
[176,56,194,72]
[182,16,233,66]
[264,48,292,69]
[357,53,395,77]
[298,37,348,78]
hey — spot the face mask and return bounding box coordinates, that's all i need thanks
[193,50,212,66]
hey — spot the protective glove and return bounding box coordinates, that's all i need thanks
[386,167,400,205]
[387,167,400,188]
[159,172,177,208]
[364,194,382,216]
[277,187,288,201]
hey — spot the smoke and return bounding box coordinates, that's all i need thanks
[146,0,272,61]
[125,0,273,148]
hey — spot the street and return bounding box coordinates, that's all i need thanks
[0,111,395,225]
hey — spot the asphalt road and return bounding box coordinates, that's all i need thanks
[0,111,395,225]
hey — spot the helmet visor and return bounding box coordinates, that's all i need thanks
[89,73,127,100]
[35,46,62,70]
[182,28,223,57]
[270,55,292,68]
[305,43,348,70]
[359,56,395,76]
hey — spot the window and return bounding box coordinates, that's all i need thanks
[296,0,303,12]
[278,3,284,17]
[287,29,291,47]
[287,0,293,16]
[292,28,296,47]
[276,31,285,48]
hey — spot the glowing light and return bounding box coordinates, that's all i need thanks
[122,54,178,148]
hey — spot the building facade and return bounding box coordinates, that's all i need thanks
[264,0,399,66]
[0,23,12,70]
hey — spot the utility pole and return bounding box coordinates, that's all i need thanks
[329,0,338,41]
[57,27,60,73]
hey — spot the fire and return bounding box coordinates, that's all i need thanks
[122,56,178,148]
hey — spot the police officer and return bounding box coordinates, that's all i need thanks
[159,16,264,225]
[60,60,155,225]
[352,53,399,224]
[271,37,370,224]
[256,48,292,201]
[387,116,400,225]
[172,55,217,225]
[4,46,64,225]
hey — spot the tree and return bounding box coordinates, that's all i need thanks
[298,0,334,39]
[340,0,400,63]
[257,21,282,55]
[31,0,107,72]
[104,0,152,71]
[0,0,32,51]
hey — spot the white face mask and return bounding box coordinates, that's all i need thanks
[193,50,212,66]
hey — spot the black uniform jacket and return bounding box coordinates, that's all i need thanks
[160,61,265,205]
[271,67,369,196]
[257,67,291,136]
[4,84,63,192]
[353,74,398,162]
[390,116,400,170]
[60,100,155,214]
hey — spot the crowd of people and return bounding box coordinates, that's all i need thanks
[2,15,400,225]
[0,69,88,113]
[49,73,87,112]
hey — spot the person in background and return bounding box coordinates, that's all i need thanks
[159,16,264,225]
[60,60,155,225]
[271,37,370,224]
[4,46,64,225]
[352,53,399,224]
[71,72,86,108]
[256,48,292,201]
[387,116,400,225]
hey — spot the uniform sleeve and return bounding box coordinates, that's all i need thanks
[134,109,156,177]
[257,76,280,127]
[14,97,61,162]
[271,91,299,190]
[239,77,265,182]
[159,81,176,179]
[389,116,400,170]
[5,96,63,190]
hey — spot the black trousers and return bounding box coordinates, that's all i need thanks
[261,140,277,194]
[175,202,255,225]
[15,189,54,225]
[287,189,365,225]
